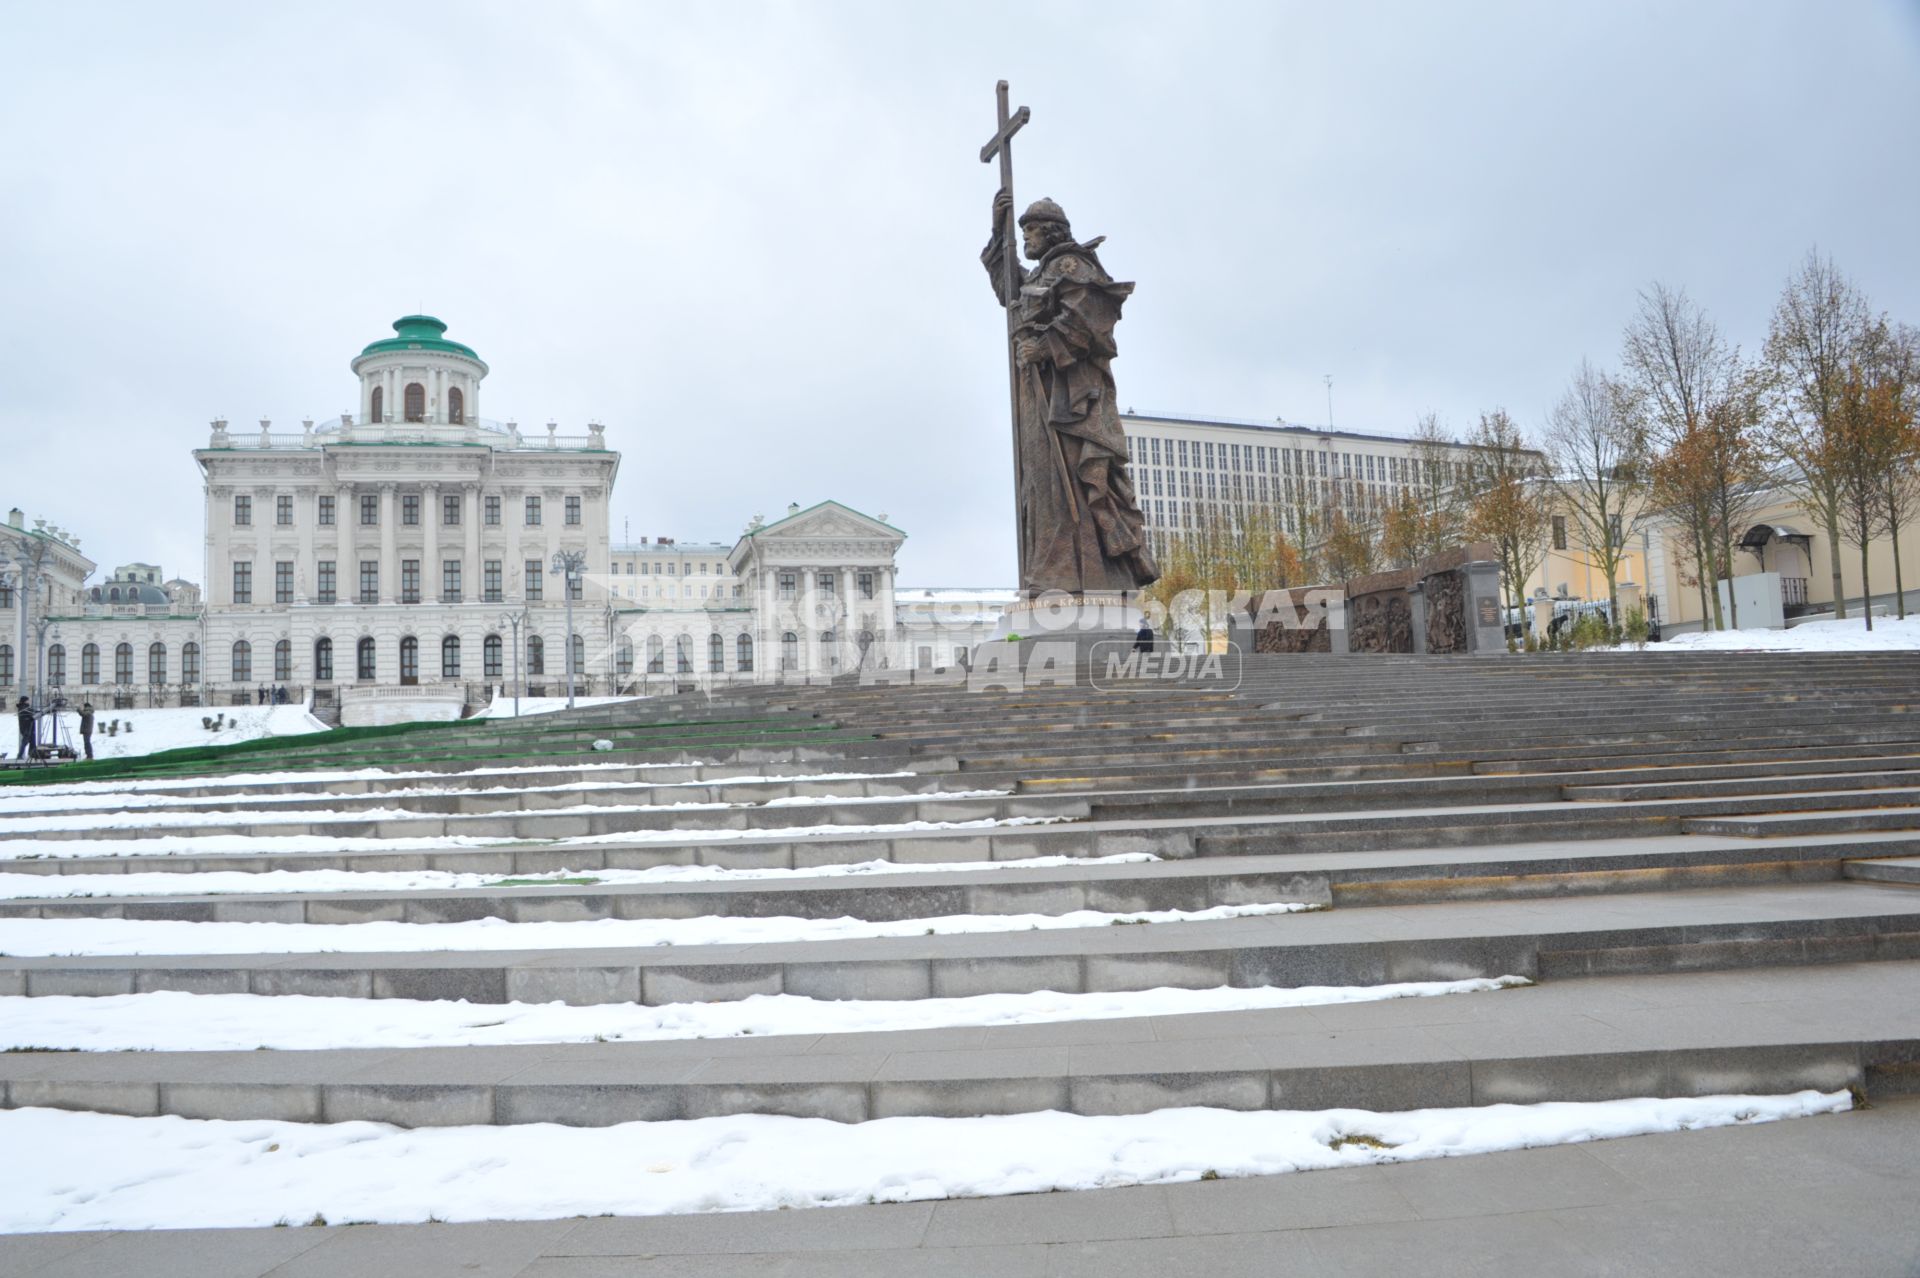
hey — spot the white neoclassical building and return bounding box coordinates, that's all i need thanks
[197,315,619,723]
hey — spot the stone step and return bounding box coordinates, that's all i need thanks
[1682,808,1920,838]
[8,882,1917,1007]
[1842,857,1920,886]
[4,960,1914,1127]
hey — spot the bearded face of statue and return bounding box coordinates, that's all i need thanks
[1022,219,1070,261]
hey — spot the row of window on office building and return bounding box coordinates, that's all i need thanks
[232,492,584,529]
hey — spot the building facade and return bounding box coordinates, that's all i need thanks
[1117,412,1485,560]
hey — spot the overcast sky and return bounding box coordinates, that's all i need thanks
[4,1,1916,588]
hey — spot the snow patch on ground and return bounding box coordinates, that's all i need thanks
[0,853,1160,900]
[3,702,328,761]
[0,978,1529,1052]
[0,1092,1850,1232]
[0,901,1313,955]
[1625,615,1920,652]
[478,695,642,718]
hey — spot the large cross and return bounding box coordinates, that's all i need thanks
[981,81,1031,588]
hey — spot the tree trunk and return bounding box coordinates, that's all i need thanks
[1889,503,1908,620]
[1826,526,1848,619]
[1860,536,1874,631]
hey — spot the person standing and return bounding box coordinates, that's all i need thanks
[79,701,95,761]
[1133,619,1155,653]
[13,696,32,761]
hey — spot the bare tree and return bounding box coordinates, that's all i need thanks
[1408,411,1469,558]
[1881,326,1920,619]
[1543,359,1651,633]
[1764,250,1876,618]
[1622,283,1760,628]
[1463,408,1551,614]
[1834,321,1920,629]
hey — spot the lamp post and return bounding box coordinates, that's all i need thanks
[497,609,527,718]
[551,549,587,710]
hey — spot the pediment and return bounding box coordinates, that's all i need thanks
[759,502,902,543]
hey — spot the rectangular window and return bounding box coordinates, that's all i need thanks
[233,495,251,527]
[777,572,796,601]
[565,495,581,526]
[402,494,420,526]
[442,495,461,526]
[317,561,336,605]
[484,559,503,603]
[1552,515,1568,551]
[359,560,378,604]
[401,559,420,604]
[1609,513,1624,547]
[276,495,293,526]
[817,571,835,594]
[275,561,293,604]
[484,495,501,526]
[232,562,252,604]
[360,495,379,526]
[318,495,335,526]
[525,496,542,526]
[858,572,875,600]
[525,560,543,601]
[443,560,462,602]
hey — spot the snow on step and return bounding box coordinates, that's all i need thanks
[0,853,1161,900]
[0,1092,1849,1233]
[0,901,1315,956]
[0,977,1529,1052]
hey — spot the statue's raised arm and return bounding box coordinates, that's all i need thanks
[981,189,1027,308]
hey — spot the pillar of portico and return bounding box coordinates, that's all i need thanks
[336,484,354,604]
[463,483,480,604]
[378,483,398,604]
[422,483,441,604]
[295,489,315,605]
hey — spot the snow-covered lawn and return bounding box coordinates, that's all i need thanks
[0,978,1529,1052]
[2,702,328,760]
[0,1091,1849,1233]
[479,695,642,719]
[0,901,1313,955]
[1630,614,1920,652]
[0,853,1160,900]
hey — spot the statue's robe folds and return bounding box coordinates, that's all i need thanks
[983,229,1159,597]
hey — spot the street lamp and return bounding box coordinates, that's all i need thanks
[551,549,587,710]
[497,609,528,718]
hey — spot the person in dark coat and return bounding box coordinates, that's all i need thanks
[256,684,267,705]
[79,701,95,760]
[13,696,32,760]
[1133,619,1155,653]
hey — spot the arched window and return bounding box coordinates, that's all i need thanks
[231,640,251,683]
[616,636,634,675]
[708,633,724,672]
[370,385,384,423]
[675,635,692,673]
[47,644,65,686]
[356,636,376,681]
[526,635,545,676]
[820,630,837,670]
[570,633,585,679]
[82,643,100,684]
[274,639,291,682]
[404,382,425,423]
[148,642,167,686]
[483,634,503,680]
[781,631,798,671]
[399,635,419,685]
[182,642,200,684]
[109,586,122,603]
[441,634,461,679]
[314,637,333,682]
[736,633,754,672]
[646,635,664,673]
[448,386,465,424]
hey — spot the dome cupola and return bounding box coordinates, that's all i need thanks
[349,315,489,428]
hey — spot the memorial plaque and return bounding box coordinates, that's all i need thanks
[1476,596,1500,627]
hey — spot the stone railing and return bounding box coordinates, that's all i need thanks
[208,416,608,452]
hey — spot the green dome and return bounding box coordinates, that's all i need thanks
[356,315,484,365]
